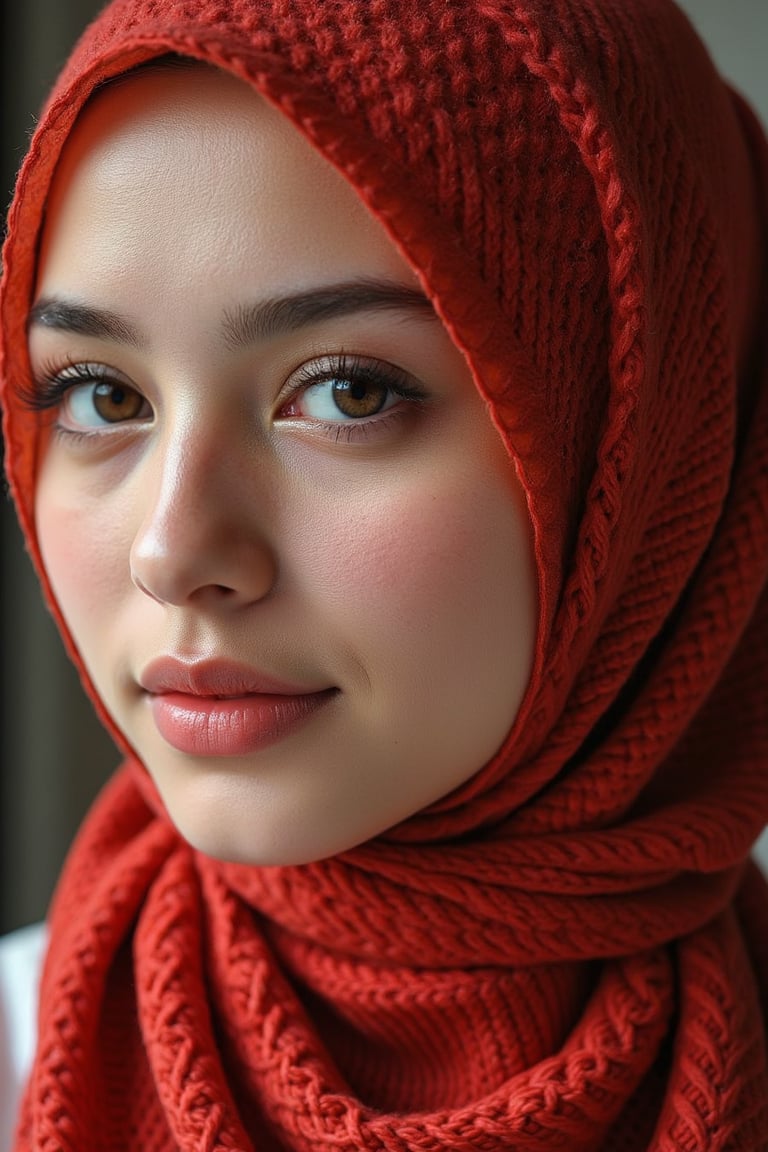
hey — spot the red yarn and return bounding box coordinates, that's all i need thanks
[2,1,768,1149]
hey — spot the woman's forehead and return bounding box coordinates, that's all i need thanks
[48,65,297,196]
[37,65,422,324]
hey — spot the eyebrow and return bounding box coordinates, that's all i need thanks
[27,299,142,346]
[223,278,436,348]
[27,278,437,350]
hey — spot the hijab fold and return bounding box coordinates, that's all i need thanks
[2,1,768,1148]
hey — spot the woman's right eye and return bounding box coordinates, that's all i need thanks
[25,362,152,431]
[63,380,150,428]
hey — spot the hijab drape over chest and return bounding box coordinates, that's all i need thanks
[2,0,768,1148]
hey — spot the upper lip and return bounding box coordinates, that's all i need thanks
[139,657,327,698]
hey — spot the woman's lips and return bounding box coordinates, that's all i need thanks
[140,658,337,757]
[149,691,336,757]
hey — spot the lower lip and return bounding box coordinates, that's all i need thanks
[149,690,336,757]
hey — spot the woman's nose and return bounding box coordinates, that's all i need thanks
[129,424,277,609]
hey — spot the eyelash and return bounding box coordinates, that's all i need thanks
[20,360,123,445]
[22,353,430,444]
[22,359,113,411]
[283,354,428,441]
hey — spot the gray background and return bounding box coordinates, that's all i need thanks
[1,1,767,933]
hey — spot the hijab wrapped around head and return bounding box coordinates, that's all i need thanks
[2,0,768,1147]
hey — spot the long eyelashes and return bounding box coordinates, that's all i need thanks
[281,353,429,426]
[19,359,115,412]
[21,352,430,441]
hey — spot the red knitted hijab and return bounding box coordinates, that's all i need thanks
[2,0,768,1148]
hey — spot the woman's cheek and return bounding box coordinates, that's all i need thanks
[300,472,521,638]
[36,477,133,632]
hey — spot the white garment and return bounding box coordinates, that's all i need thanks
[2,832,768,1151]
[0,922,46,1152]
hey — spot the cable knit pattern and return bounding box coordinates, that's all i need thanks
[1,1,767,1149]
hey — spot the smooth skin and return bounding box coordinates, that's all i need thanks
[31,66,537,865]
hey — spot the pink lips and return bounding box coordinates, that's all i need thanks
[140,658,336,757]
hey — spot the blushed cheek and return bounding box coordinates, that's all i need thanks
[36,484,130,635]
[301,493,455,611]
[303,473,534,660]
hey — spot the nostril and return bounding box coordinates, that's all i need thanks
[204,583,240,601]
[129,517,278,607]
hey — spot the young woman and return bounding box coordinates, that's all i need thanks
[1,0,767,1148]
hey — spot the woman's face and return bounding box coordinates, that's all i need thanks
[31,67,537,864]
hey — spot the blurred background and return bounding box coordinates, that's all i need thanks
[1,0,767,934]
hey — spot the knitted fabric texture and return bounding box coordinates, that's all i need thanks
[2,0,768,1148]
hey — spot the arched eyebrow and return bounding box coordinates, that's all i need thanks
[27,278,437,350]
[27,298,141,345]
[222,278,436,348]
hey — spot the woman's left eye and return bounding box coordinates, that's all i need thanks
[280,355,427,425]
[296,376,397,421]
